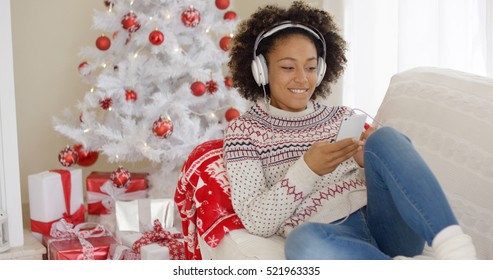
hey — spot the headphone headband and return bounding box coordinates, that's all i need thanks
[251,21,327,87]
[253,21,326,60]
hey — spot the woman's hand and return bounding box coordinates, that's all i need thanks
[304,138,364,176]
[353,126,378,167]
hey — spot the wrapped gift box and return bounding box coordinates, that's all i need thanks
[115,198,175,233]
[47,234,119,260]
[45,219,119,260]
[86,172,148,215]
[28,169,85,242]
[119,226,184,260]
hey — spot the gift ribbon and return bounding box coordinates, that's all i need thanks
[30,170,86,237]
[87,181,147,213]
[31,205,85,237]
[132,219,185,260]
[49,219,108,260]
[110,244,140,260]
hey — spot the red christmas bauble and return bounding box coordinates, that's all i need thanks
[206,80,218,94]
[125,89,137,101]
[224,11,237,20]
[152,117,173,138]
[219,36,231,51]
[110,166,131,188]
[191,81,206,96]
[121,12,140,33]
[73,144,99,167]
[149,30,164,45]
[100,98,113,110]
[181,7,201,27]
[215,0,230,10]
[225,107,240,122]
[224,76,233,88]
[96,35,111,51]
[58,146,79,167]
[78,61,90,76]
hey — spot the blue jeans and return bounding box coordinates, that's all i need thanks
[284,127,458,260]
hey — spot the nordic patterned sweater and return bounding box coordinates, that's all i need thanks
[223,100,367,238]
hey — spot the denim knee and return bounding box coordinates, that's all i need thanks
[285,223,321,259]
[365,126,410,151]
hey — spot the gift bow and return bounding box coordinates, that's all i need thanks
[50,218,107,260]
[132,219,185,260]
[87,181,147,212]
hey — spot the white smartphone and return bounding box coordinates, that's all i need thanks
[335,114,367,141]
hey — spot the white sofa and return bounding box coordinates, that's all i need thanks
[197,67,493,260]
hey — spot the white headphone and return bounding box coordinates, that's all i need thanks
[251,21,327,87]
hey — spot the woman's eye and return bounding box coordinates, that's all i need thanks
[282,66,295,70]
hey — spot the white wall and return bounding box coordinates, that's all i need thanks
[11,0,111,229]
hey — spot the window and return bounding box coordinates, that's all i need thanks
[341,0,493,116]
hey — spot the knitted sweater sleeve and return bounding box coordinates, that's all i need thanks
[223,118,320,237]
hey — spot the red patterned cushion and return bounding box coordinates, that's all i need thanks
[175,139,244,260]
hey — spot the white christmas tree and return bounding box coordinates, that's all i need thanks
[53,0,247,198]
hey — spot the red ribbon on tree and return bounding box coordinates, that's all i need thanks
[132,219,185,260]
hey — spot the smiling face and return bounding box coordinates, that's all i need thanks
[266,34,319,112]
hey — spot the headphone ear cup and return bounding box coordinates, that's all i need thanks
[258,54,268,85]
[316,57,326,86]
[251,57,262,86]
[251,54,269,86]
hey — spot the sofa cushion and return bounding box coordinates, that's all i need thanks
[375,67,493,259]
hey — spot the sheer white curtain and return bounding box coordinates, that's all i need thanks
[341,0,493,117]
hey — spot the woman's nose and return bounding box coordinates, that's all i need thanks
[294,68,308,82]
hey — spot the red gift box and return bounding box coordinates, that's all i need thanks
[86,172,148,215]
[47,235,118,260]
[45,219,119,260]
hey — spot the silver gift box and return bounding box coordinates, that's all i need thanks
[115,198,175,232]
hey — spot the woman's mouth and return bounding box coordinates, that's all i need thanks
[289,88,309,94]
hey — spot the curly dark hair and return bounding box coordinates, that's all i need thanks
[228,1,347,102]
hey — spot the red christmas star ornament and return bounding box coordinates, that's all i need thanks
[206,80,218,94]
[99,98,113,110]
[125,89,138,102]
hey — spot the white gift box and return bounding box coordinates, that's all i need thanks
[28,169,85,242]
[119,228,182,260]
[115,198,175,232]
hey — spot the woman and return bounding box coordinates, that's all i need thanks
[223,1,476,260]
